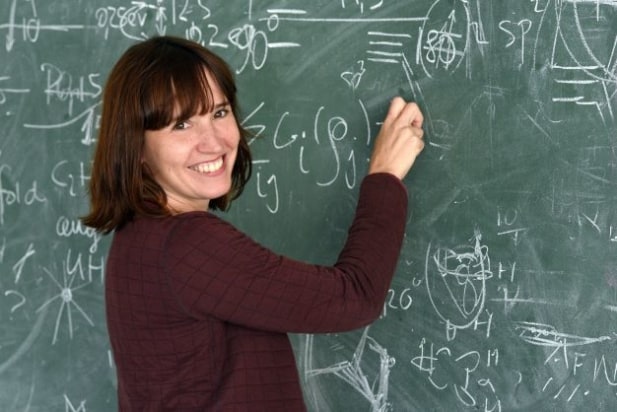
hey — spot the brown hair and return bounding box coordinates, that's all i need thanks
[82,36,252,233]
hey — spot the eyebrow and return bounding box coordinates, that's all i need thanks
[212,100,230,109]
[173,100,229,119]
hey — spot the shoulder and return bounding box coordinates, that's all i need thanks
[114,212,238,244]
[168,211,237,235]
[161,212,248,254]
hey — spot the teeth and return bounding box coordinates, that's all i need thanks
[192,158,223,174]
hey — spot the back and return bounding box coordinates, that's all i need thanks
[105,212,308,411]
[106,216,227,410]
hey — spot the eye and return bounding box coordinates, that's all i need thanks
[213,107,230,119]
[172,119,190,130]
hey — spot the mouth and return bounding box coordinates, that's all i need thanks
[189,157,224,174]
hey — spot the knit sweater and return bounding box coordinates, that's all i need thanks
[105,173,408,411]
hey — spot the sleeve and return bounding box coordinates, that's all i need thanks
[163,173,408,334]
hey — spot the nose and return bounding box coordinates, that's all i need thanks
[195,120,224,152]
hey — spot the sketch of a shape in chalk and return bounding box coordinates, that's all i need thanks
[425,230,491,338]
[543,0,617,124]
[36,266,94,344]
[304,327,395,412]
[417,0,491,79]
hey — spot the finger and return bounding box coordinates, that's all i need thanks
[410,126,424,140]
[385,96,407,122]
[397,102,424,129]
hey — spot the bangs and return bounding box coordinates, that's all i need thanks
[142,52,215,131]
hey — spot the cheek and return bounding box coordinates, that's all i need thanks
[223,118,241,146]
[232,134,241,151]
[228,127,241,150]
[142,144,169,176]
[229,136,241,165]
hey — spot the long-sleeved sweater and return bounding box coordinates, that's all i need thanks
[105,173,408,411]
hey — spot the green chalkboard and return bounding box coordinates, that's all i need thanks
[2,1,617,411]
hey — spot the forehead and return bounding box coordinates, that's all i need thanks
[145,70,211,129]
[201,70,226,100]
[169,70,226,119]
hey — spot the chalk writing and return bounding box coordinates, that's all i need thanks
[23,102,101,146]
[1,0,85,51]
[40,63,102,116]
[4,290,26,314]
[51,160,91,197]
[12,242,35,284]
[55,216,102,254]
[64,394,87,412]
[0,155,48,226]
[0,76,29,105]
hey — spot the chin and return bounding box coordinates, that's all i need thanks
[206,183,232,200]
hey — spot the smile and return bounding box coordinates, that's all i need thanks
[190,157,224,174]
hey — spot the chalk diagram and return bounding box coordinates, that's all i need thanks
[534,0,617,127]
[303,327,395,412]
[425,230,492,338]
[36,265,94,345]
[416,0,473,78]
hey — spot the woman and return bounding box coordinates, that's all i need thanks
[83,36,424,411]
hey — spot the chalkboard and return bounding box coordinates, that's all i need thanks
[2,1,617,411]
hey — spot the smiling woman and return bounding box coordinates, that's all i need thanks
[141,70,240,213]
[82,36,252,233]
[81,35,425,411]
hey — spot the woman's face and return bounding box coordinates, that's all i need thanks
[142,71,240,213]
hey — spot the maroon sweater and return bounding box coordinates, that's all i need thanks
[105,173,408,411]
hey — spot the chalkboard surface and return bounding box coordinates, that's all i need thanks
[2,1,617,411]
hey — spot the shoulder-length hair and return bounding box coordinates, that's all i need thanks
[82,36,252,234]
